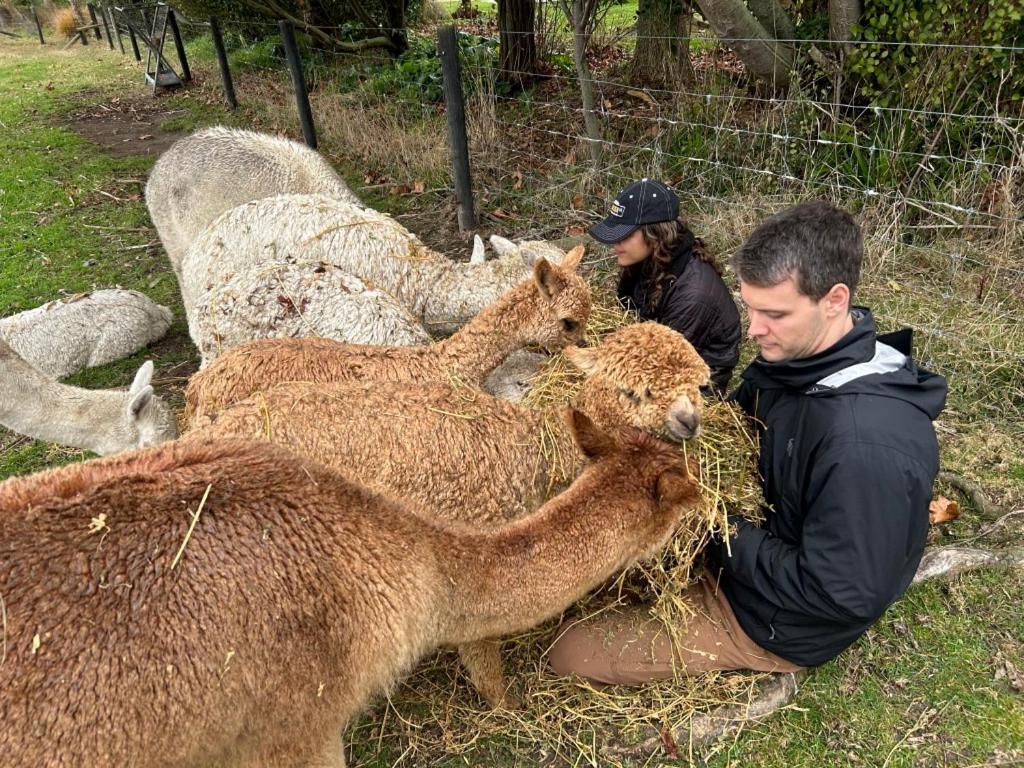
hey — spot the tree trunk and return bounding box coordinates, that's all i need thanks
[571,17,603,167]
[383,0,408,52]
[693,0,795,89]
[498,0,536,85]
[829,0,861,42]
[747,0,796,41]
[630,0,695,88]
[68,0,86,25]
[556,0,603,168]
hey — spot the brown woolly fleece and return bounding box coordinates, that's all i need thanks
[183,249,589,424]
[184,322,711,707]
[0,416,698,768]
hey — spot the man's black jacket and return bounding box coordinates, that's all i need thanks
[713,309,947,667]
[617,233,741,392]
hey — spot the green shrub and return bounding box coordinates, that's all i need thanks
[849,0,1024,110]
[368,31,506,102]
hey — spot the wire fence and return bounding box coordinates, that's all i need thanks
[54,5,1024,422]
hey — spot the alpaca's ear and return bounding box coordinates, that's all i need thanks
[129,360,154,396]
[489,234,516,257]
[126,385,154,419]
[567,409,617,460]
[470,234,486,265]
[533,258,562,301]
[656,465,699,506]
[560,244,584,271]
[563,345,600,374]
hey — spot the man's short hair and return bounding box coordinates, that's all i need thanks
[730,201,863,301]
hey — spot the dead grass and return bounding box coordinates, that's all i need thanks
[315,90,450,184]
[53,8,77,39]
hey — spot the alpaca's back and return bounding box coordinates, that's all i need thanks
[187,380,564,524]
[0,438,439,767]
[146,127,360,275]
[0,289,173,379]
[189,259,430,366]
[179,194,538,332]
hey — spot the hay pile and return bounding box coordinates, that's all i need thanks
[346,283,771,767]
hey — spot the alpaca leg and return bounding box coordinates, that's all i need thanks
[458,639,521,710]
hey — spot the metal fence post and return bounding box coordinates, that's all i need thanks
[437,26,477,232]
[166,10,192,82]
[278,20,317,149]
[109,8,124,55]
[99,5,113,49]
[87,4,101,39]
[210,17,237,110]
[32,4,44,44]
[127,21,140,60]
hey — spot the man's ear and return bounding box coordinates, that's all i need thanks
[821,282,851,319]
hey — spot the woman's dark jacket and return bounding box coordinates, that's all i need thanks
[711,310,947,667]
[617,233,741,392]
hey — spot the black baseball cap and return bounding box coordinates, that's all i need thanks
[588,179,680,244]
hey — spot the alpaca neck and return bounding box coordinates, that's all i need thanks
[434,280,539,384]
[435,457,661,643]
[0,346,123,454]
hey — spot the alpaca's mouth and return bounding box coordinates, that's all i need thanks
[665,418,701,442]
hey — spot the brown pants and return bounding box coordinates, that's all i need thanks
[548,576,802,685]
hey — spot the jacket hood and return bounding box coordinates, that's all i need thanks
[740,308,947,420]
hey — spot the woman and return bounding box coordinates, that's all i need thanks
[589,179,741,394]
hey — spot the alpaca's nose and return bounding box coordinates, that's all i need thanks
[575,336,589,348]
[666,410,700,441]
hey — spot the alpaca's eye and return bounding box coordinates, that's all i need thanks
[561,318,579,333]
[644,387,653,400]
[619,387,641,404]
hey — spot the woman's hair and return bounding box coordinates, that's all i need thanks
[637,216,721,310]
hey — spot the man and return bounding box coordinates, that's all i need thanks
[549,201,947,683]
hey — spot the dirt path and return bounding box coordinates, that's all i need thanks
[64,89,187,158]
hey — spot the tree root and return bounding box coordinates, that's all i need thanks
[602,543,1024,760]
[938,470,1006,521]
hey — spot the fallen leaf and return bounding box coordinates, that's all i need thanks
[660,727,680,759]
[626,88,657,106]
[928,496,960,525]
[412,180,425,194]
[389,184,411,195]
[564,224,586,236]
[994,651,1024,693]
[512,170,523,189]
[571,193,585,209]
[491,208,512,219]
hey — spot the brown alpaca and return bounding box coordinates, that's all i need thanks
[185,322,711,707]
[187,322,711,525]
[183,248,589,423]
[0,414,698,768]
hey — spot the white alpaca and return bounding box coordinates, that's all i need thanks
[190,258,430,366]
[179,194,571,337]
[483,350,549,402]
[0,289,173,379]
[0,340,177,455]
[146,126,360,279]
